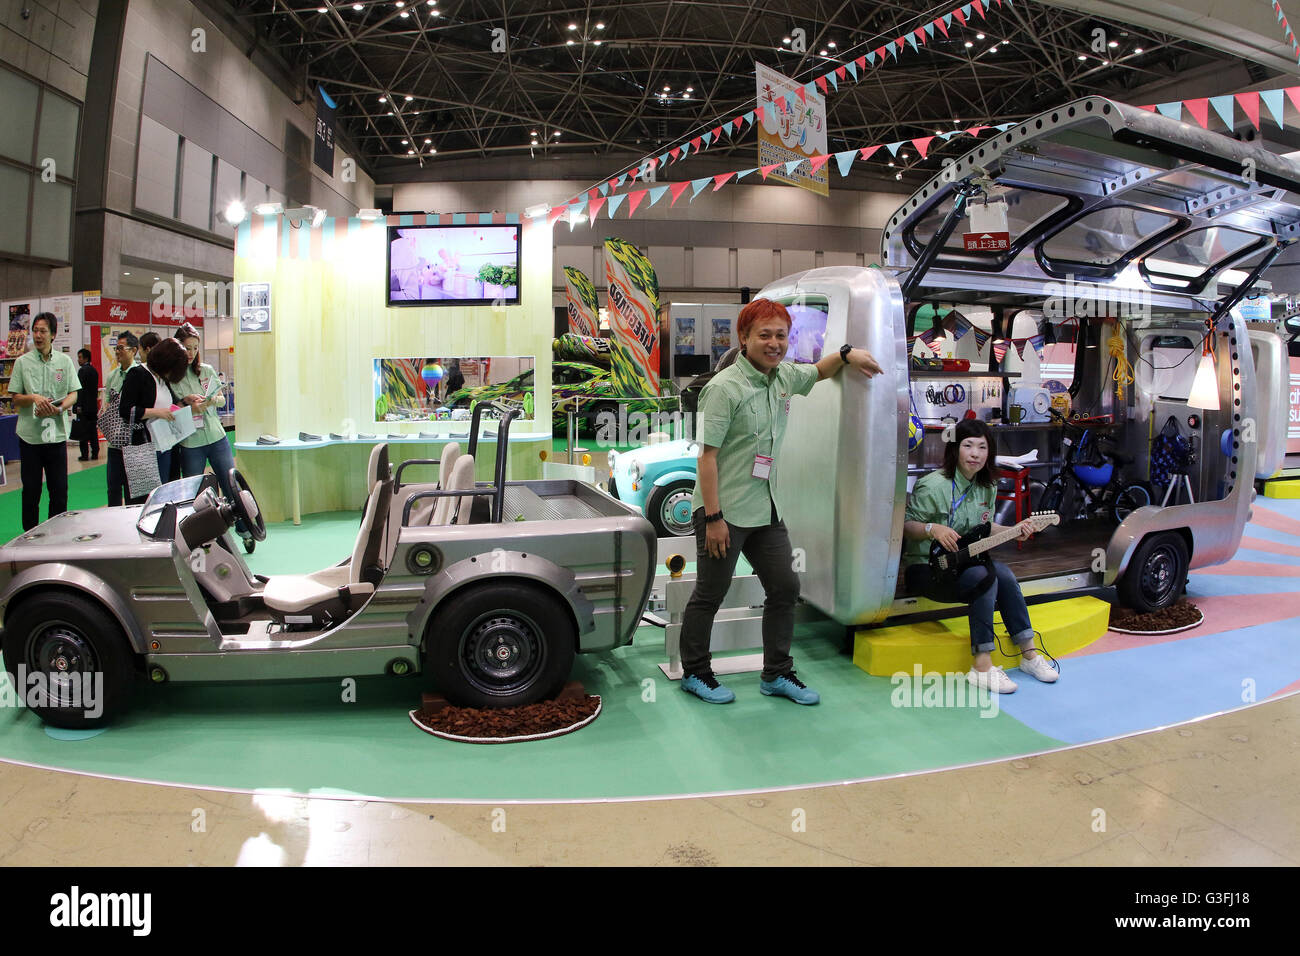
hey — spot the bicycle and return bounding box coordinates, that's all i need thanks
[1040,408,1154,524]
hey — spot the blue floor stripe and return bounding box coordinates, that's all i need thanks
[1000,616,1300,743]
[1238,524,1300,548]
[1230,547,1300,568]
[1185,573,1300,597]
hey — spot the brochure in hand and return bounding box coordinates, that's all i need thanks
[148,405,197,451]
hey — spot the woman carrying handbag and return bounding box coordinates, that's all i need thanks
[118,337,189,504]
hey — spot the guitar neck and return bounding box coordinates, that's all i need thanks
[965,526,1022,558]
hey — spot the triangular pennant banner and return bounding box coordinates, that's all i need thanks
[827,72,838,92]
[859,145,880,161]
[962,3,974,20]
[689,177,711,200]
[614,175,626,188]
[905,33,919,52]
[1286,86,1300,116]
[605,193,626,218]
[712,172,735,191]
[1185,98,1210,129]
[965,125,989,137]
[690,136,702,152]
[784,158,804,175]
[669,181,691,206]
[733,116,744,132]
[571,200,587,216]
[744,110,756,127]
[626,190,647,217]
[796,86,807,104]
[835,66,847,81]
[944,12,953,29]
[846,61,858,80]
[700,132,712,147]
[669,147,681,162]
[924,22,935,39]
[808,154,831,174]
[834,149,857,177]
[735,167,758,180]
[648,185,669,206]
[935,16,948,37]
[954,7,967,26]
[1261,88,1286,128]
[873,46,886,61]
[886,141,904,156]
[1156,102,1182,121]
[972,0,986,19]
[657,152,669,167]
[915,27,927,45]
[680,142,691,158]
[1137,104,1155,112]
[912,136,935,159]
[598,182,611,197]
[760,163,781,180]
[588,189,599,201]
[588,197,605,220]
[815,75,828,94]
[1236,91,1261,129]
[547,205,568,227]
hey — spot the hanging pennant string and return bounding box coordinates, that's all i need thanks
[1268,0,1300,65]
[554,0,1015,211]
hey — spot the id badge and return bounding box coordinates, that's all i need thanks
[752,454,773,480]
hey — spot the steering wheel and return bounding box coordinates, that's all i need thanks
[227,468,267,542]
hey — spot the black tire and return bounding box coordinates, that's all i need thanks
[646,479,696,537]
[1118,532,1189,614]
[606,477,620,500]
[1113,481,1154,524]
[1,592,137,728]
[423,581,576,708]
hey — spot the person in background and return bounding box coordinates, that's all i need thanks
[103,332,139,506]
[138,330,159,362]
[680,298,882,705]
[118,337,187,505]
[9,313,78,530]
[901,418,1058,693]
[72,348,100,461]
[173,324,253,552]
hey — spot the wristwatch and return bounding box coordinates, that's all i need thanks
[925,522,933,538]
[704,511,725,524]
[840,343,853,364]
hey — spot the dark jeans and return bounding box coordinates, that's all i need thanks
[907,559,1034,654]
[18,438,69,531]
[679,504,800,682]
[79,436,99,459]
[106,447,127,506]
[179,438,246,533]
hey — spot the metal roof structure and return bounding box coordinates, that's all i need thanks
[216,0,1273,184]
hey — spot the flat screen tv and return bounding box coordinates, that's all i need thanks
[387,224,521,307]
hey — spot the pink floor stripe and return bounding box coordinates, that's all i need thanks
[1269,678,1300,699]
[1196,558,1300,577]
[1239,535,1300,558]
[1068,592,1300,658]
[1248,504,1300,539]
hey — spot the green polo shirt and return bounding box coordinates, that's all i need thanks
[9,347,78,445]
[175,363,226,448]
[105,360,138,394]
[690,356,819,527]
[903,469,997,567]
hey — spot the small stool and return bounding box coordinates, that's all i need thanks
[997,465,1030,547]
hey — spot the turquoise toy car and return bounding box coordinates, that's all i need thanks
[607,438,701,537]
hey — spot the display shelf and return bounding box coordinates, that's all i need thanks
[910,369,1020,378]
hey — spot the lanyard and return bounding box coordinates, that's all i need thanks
[949,477,971,524]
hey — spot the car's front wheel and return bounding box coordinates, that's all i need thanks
[646,479,696,537]
[1118,532,1189,614]
[424,582,576,708]
[2,592,137,728]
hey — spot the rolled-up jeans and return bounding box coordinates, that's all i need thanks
[679,504,800,682]
[179,438,247,534]
[906,560,1035,653]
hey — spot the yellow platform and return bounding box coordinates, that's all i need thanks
[1263,479,1300,499]
[853,596,1110,677]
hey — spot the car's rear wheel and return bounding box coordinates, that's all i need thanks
[2,592,137,728]
[1118,532,1189,614]
[646,479,696,537]
[424,582,576,708]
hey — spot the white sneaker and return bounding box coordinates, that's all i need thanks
[1019,654,1059,683]
[968,665,1017,694]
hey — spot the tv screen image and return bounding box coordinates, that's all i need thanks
[388,224,521,306]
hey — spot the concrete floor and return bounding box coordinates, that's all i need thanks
[1,691,1294,866]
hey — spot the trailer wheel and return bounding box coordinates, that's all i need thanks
[646,479,696,537]
[1118,532,1189,614]
[1,592,137,728]
[424,582,576,708]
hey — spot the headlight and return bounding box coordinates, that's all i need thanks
[608,450,619,468]
[629,461,644,481]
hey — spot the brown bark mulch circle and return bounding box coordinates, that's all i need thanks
[409,696,602,744]
[1109,600,1204,635]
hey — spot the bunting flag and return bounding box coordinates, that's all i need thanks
[606,193,627,218]
[689,177,711,199]
[992,340,1008,362]
[648,185,669,206]
[626,190,647,216]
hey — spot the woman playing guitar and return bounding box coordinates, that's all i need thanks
[902,419,1060,693]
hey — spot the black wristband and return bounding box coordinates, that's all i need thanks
[704,511,725,524]
[840,343,853,364]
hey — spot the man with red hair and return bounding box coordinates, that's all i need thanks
[680,298,881,705]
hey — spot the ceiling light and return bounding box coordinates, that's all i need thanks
[223,199,247,225]
[387,111,394,115]
[428,147,436,154]
[311,207,327,228]
[964,41,972,48]
[404,95,412,101]
[1108,40,1118,48]
[595,22,604,30]
[424,138,431,143]
[553,130,561,137]
[153,276,160,281]
[525,202,550,219]
[1077,54,1087,60]
[895,173,902,180]
[989,45,998,53]
[407,149,415,154]
[686,86,693,92]
[427,0,435,5]
[317,6,326,12]
[1134,47,1144,53]
[566,39,574,45]
[819,48,828,56]
[353,2,361,8]
[395,1,404,7]
[663,85,670,91]
[122,271,130,276]
[976,32,985,40]
[782,36,790,44]
[253,202,283,216]
[593,39,601,45]
[378,95,386,102]
[828,41,836,49]
[888,161,895,167]
[357,208,383,220]
[901,152,910,159]
[1101,59,1109,65]
[1187,341,1220,409]
[400,139,408,144]
[568,23,577,30]
[399,9,407,15]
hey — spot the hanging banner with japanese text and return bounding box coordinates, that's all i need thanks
[564,266,600,337]
[755,62,828,197]
[603,239,661,397]
[314,85,337,174]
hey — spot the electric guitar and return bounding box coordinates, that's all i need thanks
[928,510,1061,592]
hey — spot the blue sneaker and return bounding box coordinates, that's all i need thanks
[681,670,735,704]
[759,671,820,705]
